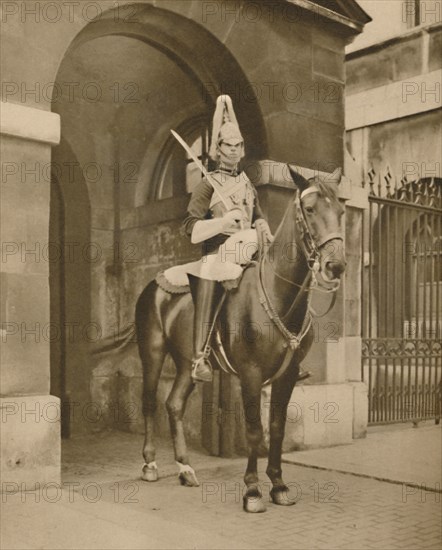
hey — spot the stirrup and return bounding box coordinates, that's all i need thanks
[191,356,213,383]
[297,369,312,382]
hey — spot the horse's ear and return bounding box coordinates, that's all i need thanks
[328,167,342,185]
[288,164,309,192]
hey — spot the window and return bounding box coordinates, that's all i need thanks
[404,0,440,29]
[156,121,209,200]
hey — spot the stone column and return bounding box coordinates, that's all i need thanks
[341,179,370,440]
[1,102,61,490]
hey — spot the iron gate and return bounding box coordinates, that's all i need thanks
[361,173,441,425]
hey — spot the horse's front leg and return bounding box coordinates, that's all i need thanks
[240,369,266,513]
[266,364,298,506]
[166,355,199,487]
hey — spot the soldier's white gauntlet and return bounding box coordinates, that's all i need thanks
[191,209,243,244]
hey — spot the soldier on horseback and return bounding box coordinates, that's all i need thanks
[182,95,272,383]
[135,101,343,496]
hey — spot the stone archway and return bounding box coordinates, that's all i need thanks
[50,3,268,438]
[50,137,91,437]
[63,3,268,166]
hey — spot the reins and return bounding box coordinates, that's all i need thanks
[256,185,342,384]
[265,259,339,318]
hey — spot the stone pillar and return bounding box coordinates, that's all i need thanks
[250,161,369,450]
[1,102,61,490]
[341,180,370,440]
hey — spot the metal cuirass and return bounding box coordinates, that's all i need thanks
[208,172,255,229]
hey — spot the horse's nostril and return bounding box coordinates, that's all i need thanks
[326,261,345,275]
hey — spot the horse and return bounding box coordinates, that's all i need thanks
[135,165,346,513]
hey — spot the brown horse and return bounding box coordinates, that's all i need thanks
[136,165,345,512]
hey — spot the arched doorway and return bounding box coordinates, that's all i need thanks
[50,3,267,438]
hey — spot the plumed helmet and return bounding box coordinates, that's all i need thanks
[209,95,244,161]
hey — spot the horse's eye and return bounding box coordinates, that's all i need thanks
[305,206,314,214]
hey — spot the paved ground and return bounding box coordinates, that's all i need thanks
[283,422,442,490]
[1,425,441,550]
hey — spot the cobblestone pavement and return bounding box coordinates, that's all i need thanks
[1,432,441,550]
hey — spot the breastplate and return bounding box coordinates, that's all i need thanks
[209,172,255,228]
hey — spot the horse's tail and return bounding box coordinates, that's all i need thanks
[90,323,137,356]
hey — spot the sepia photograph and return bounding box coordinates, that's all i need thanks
[1,1,441,549]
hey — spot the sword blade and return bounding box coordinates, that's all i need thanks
[170,129,230,210]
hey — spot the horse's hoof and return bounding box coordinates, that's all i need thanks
[177,463,199,487]
[243,494,266,513]
[243,488,266,513]
[270,486,297,506]
[178,471,200,487]
[141,462,158,482]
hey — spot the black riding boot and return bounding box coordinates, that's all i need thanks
[188,274,227,383]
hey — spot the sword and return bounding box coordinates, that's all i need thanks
[170,129,244,226]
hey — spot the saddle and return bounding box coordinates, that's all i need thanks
[156,228,260,293]
[155,263,257,378]
[155,269,244,294]
[153,225,293,385]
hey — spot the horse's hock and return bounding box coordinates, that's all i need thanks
[90,356,204,443]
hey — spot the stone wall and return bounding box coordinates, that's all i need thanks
[346,23,442,180]
[1,109,61,488]
[347,24,442,94]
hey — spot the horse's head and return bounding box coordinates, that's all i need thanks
[288,166,346,282]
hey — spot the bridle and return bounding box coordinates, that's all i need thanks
[213,185,344,388]
[257,184,344,362]
[294,186,343,285]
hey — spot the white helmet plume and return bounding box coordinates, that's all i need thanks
[209,95,244,161]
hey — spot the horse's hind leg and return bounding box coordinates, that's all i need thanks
[139,325,166,482]
[166,353,198,487]
[240,371,266,513]
[266,365,298,505]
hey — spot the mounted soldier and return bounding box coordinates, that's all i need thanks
[180,95,270,382]
[173,95,310,384]
[131,100,345,502]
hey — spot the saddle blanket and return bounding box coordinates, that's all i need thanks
[162,229,258,287]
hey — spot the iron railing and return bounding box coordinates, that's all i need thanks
[361,172,441,424]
